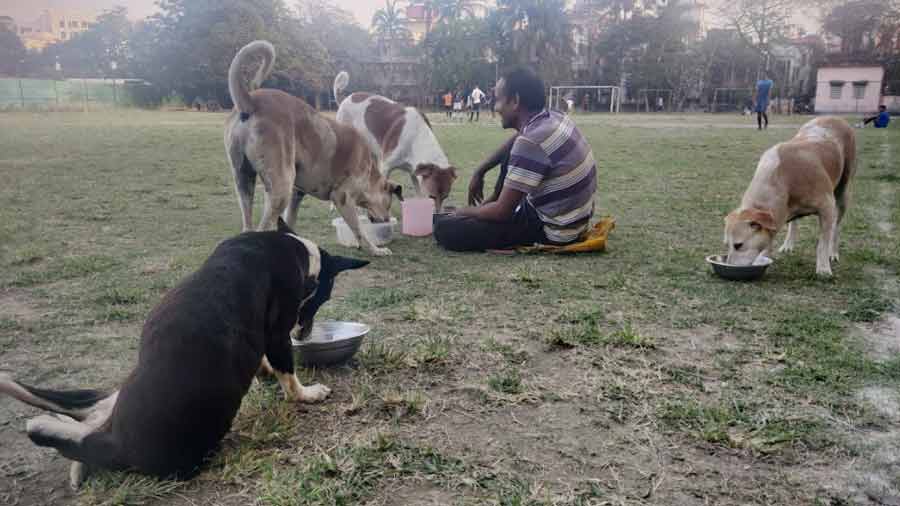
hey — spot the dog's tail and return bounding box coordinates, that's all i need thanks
[228,40,276,116]
[333,70,349,106]
[0,372,109,421]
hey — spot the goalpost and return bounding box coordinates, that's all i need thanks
[549,85,622,113]
[637,89,673,112]
[711,87,753,113]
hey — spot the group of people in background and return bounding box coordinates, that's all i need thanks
[442,85,494,122]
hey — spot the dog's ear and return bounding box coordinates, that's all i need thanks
[330,255,370,274]
[389,182,403,202]
[740,209,777,232]
[414,164,435,178]
[276,217,293,234]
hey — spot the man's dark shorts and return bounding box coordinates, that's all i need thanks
[433,200,547,252]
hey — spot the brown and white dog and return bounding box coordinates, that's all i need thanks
[225,41,402,256]
[0,220,367,489]
[333,71,458,211]
[724,116,856,276]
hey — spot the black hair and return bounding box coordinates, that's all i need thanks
[500,67,545,112]
[879,104,887,110]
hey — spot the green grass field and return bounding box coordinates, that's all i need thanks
[0,110,898,506]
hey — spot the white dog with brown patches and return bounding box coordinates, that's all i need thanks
[724,116,856,276]
[333,71,458,212]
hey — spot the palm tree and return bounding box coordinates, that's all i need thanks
[372,0,412,94]
[372,0,411,57]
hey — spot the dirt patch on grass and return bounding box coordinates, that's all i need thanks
[0,290,42,323]
[858,316,900,360]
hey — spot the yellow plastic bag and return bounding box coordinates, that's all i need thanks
[515,216,615,254]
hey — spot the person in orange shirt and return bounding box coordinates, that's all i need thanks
[443,90,453,119]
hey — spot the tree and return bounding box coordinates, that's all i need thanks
[433,0,476,22]
[823,0,900,57]
[494,0,574,86]
[0,27,26,76]
[129,0,335,106]
[718,0,799,74]
[37,7,133,78]
[424,17,494,92]
[372,0,412,57]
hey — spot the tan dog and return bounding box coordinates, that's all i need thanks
[333,71,458,211]
[724,116,856,276]
[224,41,402,256]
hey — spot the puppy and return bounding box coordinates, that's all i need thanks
[225,41,401,256]
[724,116,856,276]
[0,219,367,489]
[333,71,458,211]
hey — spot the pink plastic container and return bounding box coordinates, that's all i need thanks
[401,198,435,236]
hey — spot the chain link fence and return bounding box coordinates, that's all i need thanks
[0,78,160,111]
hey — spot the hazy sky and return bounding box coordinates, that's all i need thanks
[0,0,379,27]
[1,0,818,33]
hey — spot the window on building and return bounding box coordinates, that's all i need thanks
[59,20,65,28]
[852,81,867,99]
[60,31,66,39]
[69,21,78,28]
[829,81,844,99]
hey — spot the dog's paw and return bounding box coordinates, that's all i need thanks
[299,383,331,403]
[816,265,833,277]
[369,246,392,257]
[777,243,794,254]
[69,462,86,491]
[25,414,59,434]
[830,252,840,263]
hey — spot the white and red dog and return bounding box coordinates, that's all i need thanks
[724,116,856,276]
[333,71,458,211]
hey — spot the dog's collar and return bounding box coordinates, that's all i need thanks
[240,112,250,122]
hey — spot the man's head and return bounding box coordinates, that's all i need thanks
[494,67,545,130]
[879,105,887,112]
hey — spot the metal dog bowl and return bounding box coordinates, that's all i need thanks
[292,321,370,367]
[706,255,773,281]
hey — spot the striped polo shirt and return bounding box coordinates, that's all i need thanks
[504,109,597,244]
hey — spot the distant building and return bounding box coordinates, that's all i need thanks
[6,9,96,50]
[0,15,15,33]
[814,65,884,114]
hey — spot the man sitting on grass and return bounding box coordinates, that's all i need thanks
[860,105,891,129]
[434,67,597,252]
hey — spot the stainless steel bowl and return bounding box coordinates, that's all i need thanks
[292,321,370,367]
[706,255,773,281]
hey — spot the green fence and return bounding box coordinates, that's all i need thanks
[0,78,155,110]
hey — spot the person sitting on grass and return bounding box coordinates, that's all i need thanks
[433,67,597,252]
[860,105,891,129]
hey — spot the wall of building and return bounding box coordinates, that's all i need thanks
[814,66,884,114]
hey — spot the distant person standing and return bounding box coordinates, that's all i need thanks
[443,90,453,118]
[469,85,485,122]
[753,71,774,130]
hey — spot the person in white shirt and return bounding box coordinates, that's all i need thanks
[469,85,486,122]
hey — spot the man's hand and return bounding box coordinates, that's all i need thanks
[468,170,485,206]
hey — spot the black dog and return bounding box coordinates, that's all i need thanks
[0,218,367,488]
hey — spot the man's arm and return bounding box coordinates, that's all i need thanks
[468,134,518,205]
[457,185,525,222]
